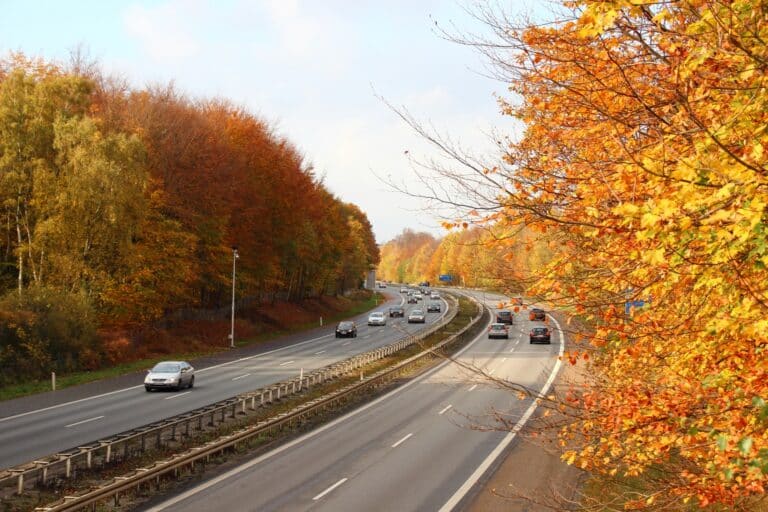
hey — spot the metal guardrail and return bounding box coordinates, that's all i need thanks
[0,295,461,501]
[30,295,484,512]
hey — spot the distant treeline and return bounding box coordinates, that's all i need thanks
[0,53,379,383]
[377,227,553,290]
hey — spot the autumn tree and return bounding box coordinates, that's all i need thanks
[403,0,768,508]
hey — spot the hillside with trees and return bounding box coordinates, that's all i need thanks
[0,54,378,386]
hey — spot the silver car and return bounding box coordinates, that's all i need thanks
[145,361,195,391]
[368,311,387,326]
[408,309,426,323]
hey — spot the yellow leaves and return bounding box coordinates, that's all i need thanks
[643,247,666,265]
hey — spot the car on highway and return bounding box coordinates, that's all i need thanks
[400,287,408,293]
[529,326,551,344]
[368,311,387,326]
[335,320,357,338]
[529,308,546,321]
[144,361,195,391]
[389,306,405,317]
[407,309,426,323]
[378,282,387,288]
[488,323,510,339]
[413,293,423,301]
[407,295,418,304]
[495,310,514,324]
[427,301,441,312]
[430,292,440,299]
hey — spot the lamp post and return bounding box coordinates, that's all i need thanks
[230,246,239,349]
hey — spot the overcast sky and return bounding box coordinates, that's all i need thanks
[1,0,542,243]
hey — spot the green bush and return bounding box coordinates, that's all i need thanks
[0,287,99,386]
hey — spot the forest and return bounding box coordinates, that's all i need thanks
[0,54,379,385]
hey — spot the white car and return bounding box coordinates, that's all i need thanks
[413,293,422,301]
[400,287,408,293]
[368,311,387,326]
[430,292,440,299]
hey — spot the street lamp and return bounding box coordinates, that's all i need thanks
[230,246,239,349]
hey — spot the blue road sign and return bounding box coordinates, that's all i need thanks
[439,274,452,282]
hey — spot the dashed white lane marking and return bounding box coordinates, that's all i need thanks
[342,341,352,346]
[468,384,478,392]
[439,405,453,415]
[65,415,104,428]
[488,368,496,376]
[392,433,413,448]
[232,373,251,381]
[279,361,295,367]
[509,348,516,353]
[164,392,191,400]
[313,478,348,501]
[314,350,326,355]
[501,357,507,362]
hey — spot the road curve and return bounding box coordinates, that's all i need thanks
[141,290,564,512]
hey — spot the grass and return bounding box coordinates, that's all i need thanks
[0,292,384,403]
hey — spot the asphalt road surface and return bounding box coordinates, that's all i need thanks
[142,290,564,512]
[0,290,448,469]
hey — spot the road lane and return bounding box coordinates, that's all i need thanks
[0,289,447,468]
[144,291,563,512]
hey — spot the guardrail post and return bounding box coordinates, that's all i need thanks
[16,472,23,495]
[276,386,281,400]
[251,395,256,410]
[87,450,92,469]
[66,457,71,478]
[105,443,112,463]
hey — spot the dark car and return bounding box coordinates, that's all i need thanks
[488,323,510,339]
[495,310,514,325]
[407,296,418,304]
[389,306,405,317]
[529,308,546,321]
[427,302,441,312]
[335,321,357,338]
[529,326,551,344]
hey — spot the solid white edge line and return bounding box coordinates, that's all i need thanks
[314,350,326,355]
[64,415,104,428]
[391,433,413,448]
[437,313,565,512]
[163,391,191,400]
[439,404,453,415]
[312,477,348,501]
[279,361,295,367]
[145,295,492,512]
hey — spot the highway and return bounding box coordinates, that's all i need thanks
[0,289,448,469]
[143,291,564,512]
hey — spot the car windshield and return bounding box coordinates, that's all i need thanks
[152,363,180,373]
[339,322,353,328]
[370,312,384,318]
[532,328,548,334]
[497,311,511,317]
[491,324,505,330]
[411,310,423,315]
